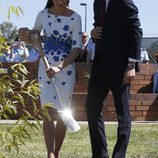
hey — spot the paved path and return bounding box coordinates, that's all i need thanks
[0,119,158,125]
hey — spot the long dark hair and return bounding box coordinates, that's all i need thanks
[45,0,69,8]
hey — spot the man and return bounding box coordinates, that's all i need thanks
[86,37,96,63]
[11,37,29,62]
[85,0,142,158]
[140,46,149,64]
[75,32,89,62]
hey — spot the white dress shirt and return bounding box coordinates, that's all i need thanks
[105,0,110,11]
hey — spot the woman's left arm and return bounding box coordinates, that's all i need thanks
[57,47,81,69]
[58,13,82,69]
[46,13,82,78]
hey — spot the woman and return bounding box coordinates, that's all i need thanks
[18,0,82,158]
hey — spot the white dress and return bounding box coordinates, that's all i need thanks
[33,9,82,110]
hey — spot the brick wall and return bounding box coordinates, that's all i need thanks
[1,62,158,121]
[0,61,40,119]
[72,63,158,121]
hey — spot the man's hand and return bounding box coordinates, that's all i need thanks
[123,66,136,84]
[91,26,103,40]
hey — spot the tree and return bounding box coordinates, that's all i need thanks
[0,21,18,41]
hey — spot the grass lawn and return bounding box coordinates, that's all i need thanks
[0,122,158,158]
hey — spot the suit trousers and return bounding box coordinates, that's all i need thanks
[85,68,131,158]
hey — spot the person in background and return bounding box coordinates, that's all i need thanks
[152,52,158,93]
[18,0,82,158]
[27,45,39,62]
[86,37,96,64]
[11,37,29,62]
[140,46,149,64]
[75,31,88,62]
[85,0,142,158]
[0,42,12,62]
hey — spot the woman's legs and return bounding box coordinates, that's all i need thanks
[43,108,66,158]
[43,108,56,158]
[54,118,67,158]
[43,117,55,158]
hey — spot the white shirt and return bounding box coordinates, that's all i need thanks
[87,38,96,61]
[140,47,149,63]
[105,0,110,11]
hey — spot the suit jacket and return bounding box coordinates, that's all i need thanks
[93,0,142,75]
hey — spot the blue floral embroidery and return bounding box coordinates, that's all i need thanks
[47,81,51,84]
[53,30,59,36]
[63,25,69,31]
[57,18,61,23]
[43,35,72,58]
[53,56,59,61]
[62,82,66,85]
[72,40,77,46]
[48,22,52,26]
[54,96,56,99]
[50,51,54,56]
[63,33,67,38]
[67,70,72,76]
[62,54,67,58]
[57,50,61,55]
[71,18,74,21]
[48,15,51,18]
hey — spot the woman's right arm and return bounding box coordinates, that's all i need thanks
[18,11,43,44]
[18,28,40,44]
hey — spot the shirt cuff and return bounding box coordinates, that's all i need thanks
[128,58,140,62]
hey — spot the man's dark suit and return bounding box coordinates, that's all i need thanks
[85,0,142,158]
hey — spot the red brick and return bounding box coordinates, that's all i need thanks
[142,101,155,105]
[129,100,141,105]
[130,105,136,111]
[136,106,150,111]
[130,111,143,117]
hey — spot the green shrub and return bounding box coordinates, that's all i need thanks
[0,62,49,156]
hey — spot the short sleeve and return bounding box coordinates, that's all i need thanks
[33,11,43,33]
[72,14,82,49]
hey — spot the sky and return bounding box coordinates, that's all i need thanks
[0,0,158,37]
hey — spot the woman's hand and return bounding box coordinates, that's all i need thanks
[46,66,61,79]
[18,27,31,42]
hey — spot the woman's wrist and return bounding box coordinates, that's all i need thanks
[57,65,62,71]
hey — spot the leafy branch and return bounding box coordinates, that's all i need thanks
[0,62,49,155]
